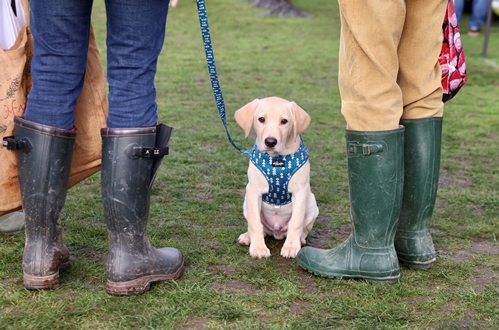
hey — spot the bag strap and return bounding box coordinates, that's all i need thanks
[196,0,251,156]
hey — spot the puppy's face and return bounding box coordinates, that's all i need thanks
[235,97,310,156]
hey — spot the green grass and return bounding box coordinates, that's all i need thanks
[1,1,499,329]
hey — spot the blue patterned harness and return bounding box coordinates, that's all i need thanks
[249,137,309,206]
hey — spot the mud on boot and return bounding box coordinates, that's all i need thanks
[101,126,184,296]
[3,117,75,289]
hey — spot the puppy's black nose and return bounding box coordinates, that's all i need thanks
[265,137,277,148]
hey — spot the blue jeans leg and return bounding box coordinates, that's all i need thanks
[468,0,489,30]
[105,0,169,128]
[24,0,93,130]
[455,0,465,24]
[25,0,170,130]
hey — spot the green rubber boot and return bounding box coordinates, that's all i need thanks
[395,117,442,269]
[9,117,74,289]
[296,127,404,284]
[101,127,184,296]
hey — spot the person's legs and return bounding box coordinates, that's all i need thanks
[10,117,75,289]
[24,0,93,130]
[398,0,446,120]
[395,0,447,269]
[337,0,406,131]
[395,117,442,269]
[297,128,404,283]
[105,0,169,128]
[455,0,465,24]
[101,127,184,296]
[102,0,183,296]
[297,0,407,283]
[468,0,489,31]
[9,0,92,289]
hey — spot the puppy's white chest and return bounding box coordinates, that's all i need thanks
[260,203,292,236]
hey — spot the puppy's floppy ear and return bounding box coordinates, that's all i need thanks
[235,99,259,138]
[290,101,311,141]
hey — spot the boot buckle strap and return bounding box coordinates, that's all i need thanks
[348,142,383,156]
[125,144,169,160]
[2,136,32,153]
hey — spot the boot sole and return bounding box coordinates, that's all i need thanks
[399,258,435,270]
[23,260,70,290]
[24,272,61,290]
[302,268,399,285]
[106,262,185,296]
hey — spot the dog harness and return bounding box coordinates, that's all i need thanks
[249,137,309,206]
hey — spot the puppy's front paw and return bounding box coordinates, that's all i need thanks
[237,232,250,246]
[249,244,271,258]
[281,242,301,258]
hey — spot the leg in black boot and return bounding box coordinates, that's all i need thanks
[11,117,74,289]
[101,126,184,296]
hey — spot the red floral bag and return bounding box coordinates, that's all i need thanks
[440,0,467,102]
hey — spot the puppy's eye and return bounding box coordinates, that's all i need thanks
[281,119,288,125]
[258,117,265,123]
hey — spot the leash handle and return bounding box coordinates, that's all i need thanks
[196,0,251,156]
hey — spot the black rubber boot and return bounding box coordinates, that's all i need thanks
[101,126,184,296]
[395,117,442,269]
[297,127,404,284]
[10,117,75,289]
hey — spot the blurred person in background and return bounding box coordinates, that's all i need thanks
[455,0,490,36]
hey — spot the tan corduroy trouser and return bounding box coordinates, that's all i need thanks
[338,0,447,131]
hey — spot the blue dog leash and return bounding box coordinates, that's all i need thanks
[196,0,251,156]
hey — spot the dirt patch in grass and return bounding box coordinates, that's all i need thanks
[262,241,318,293]
[294,268,318,295]
[437,319,487,329]
[472,267,499,290]
[207,263,260,294]
[209,281,255,293]
[178,316,212,330]
[407,287,493,329]
[288,299,312,316]
[0,276,20,287]
[439,237,499,292]
[71,248,107,263]
[439,173,473,188]
[449,250,474,261]
[207,264,236,274]
[307,221,351,249]
[469,238,499,254]
[432,306,487,329]
[451,238,499,262]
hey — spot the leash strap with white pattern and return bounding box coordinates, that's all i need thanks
[196,0,251,156]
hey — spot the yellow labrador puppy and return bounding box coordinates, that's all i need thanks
[235,96,319,258]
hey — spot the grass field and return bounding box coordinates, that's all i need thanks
[1,0,498,329]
